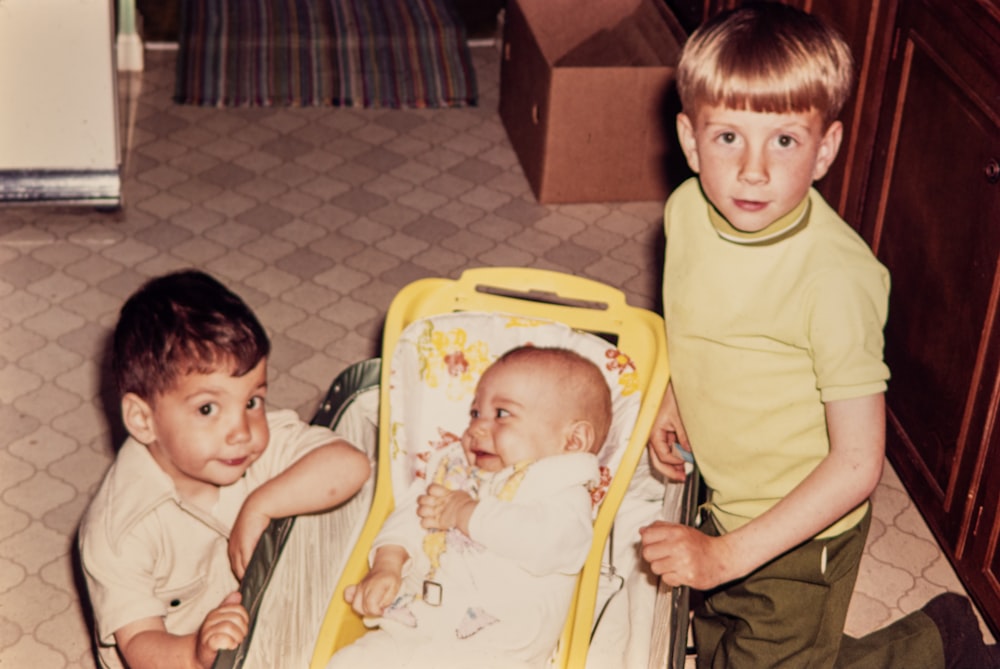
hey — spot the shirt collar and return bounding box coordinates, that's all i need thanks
[708,195,811,245]
[101,438,229,550]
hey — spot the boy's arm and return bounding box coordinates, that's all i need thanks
[641,393,885,589]
[647,381,692,482]
[115,592,248,669]
[229,439,370,578]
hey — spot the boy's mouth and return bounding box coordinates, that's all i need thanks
[733,198,768,212]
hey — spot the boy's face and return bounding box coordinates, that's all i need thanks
[121,358,270,505]
[676,105,843,233]
[461,359,585,472]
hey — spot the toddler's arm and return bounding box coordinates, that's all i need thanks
[647,382,692,482]
[641,393,885,590]
[115,591,248,669]
[344,545,408,617]
[416,483,477,534]
[229,439,370,578]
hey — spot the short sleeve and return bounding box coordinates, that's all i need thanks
[809,266,890,402]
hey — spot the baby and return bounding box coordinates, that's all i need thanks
[328,345,613,669]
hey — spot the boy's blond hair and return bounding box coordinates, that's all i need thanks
[677,3,853,127]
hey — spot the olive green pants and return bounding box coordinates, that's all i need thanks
[693,510,945,669]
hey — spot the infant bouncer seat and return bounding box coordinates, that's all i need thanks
[307,267,687,669]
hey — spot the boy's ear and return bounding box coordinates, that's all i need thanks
[676,112,701,174]
[563,421,597,454]
[812,120,844,181]
[121,393,157,445]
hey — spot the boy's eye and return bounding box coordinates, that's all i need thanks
[247,396,265,410]
[198,403,217,416]
[776,134,796,147]
[719,131,737,144]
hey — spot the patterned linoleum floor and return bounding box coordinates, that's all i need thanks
[0,45,993,667]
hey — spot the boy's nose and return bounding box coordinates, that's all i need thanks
[739,147,769,184]
[227,413,252,444]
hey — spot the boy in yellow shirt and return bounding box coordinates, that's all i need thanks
[640,4,998,668]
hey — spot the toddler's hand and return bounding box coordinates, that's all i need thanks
[229,502,272,580]
[417,483,476,532]
[196,591,248,668]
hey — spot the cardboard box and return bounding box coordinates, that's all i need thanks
[499,0,687,204]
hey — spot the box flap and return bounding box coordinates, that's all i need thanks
[557,1,684,67]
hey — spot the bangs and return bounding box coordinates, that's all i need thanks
[677,6,853,125]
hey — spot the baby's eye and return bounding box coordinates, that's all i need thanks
[198,403,217,416]
[469,408,480,419]
[494,408,511,419]
[247,396,265,410]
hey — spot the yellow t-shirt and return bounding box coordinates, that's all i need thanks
[663,178,890,538]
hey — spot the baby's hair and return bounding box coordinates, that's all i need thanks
[496,346,613,450]
[112,270,270,402]
[677,2,853,127]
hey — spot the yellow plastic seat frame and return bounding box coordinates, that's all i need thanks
[309,267,668,669]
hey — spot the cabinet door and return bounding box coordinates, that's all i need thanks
[963,430,1000,636]
[803,0,897,228]
[860,0,1000,550]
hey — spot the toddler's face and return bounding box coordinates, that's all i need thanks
[677,105,842,233]
[134,358,270,504]
[461,359,576,472]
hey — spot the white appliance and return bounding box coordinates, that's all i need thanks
[0,0,121,207]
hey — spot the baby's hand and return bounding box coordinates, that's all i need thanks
[345,568,401,617]
[196,591,248,668]
[417,483,476,532]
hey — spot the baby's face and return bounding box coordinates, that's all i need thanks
[677,104,841,233]
[140,358,270,503]
[461,359,575,472]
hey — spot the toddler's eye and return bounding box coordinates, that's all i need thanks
[469,408,480,419]
[247,396,265,410]
[198,403,217,416]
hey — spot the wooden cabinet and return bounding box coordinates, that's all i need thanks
[688,0,1000,635]
[797,0,897,229]
[856,0,1000,634]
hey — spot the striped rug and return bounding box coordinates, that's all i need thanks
[175,0,478,108]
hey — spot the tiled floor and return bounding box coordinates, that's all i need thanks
[0,44,993,668]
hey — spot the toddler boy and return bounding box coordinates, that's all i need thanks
[79,270,371,669]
